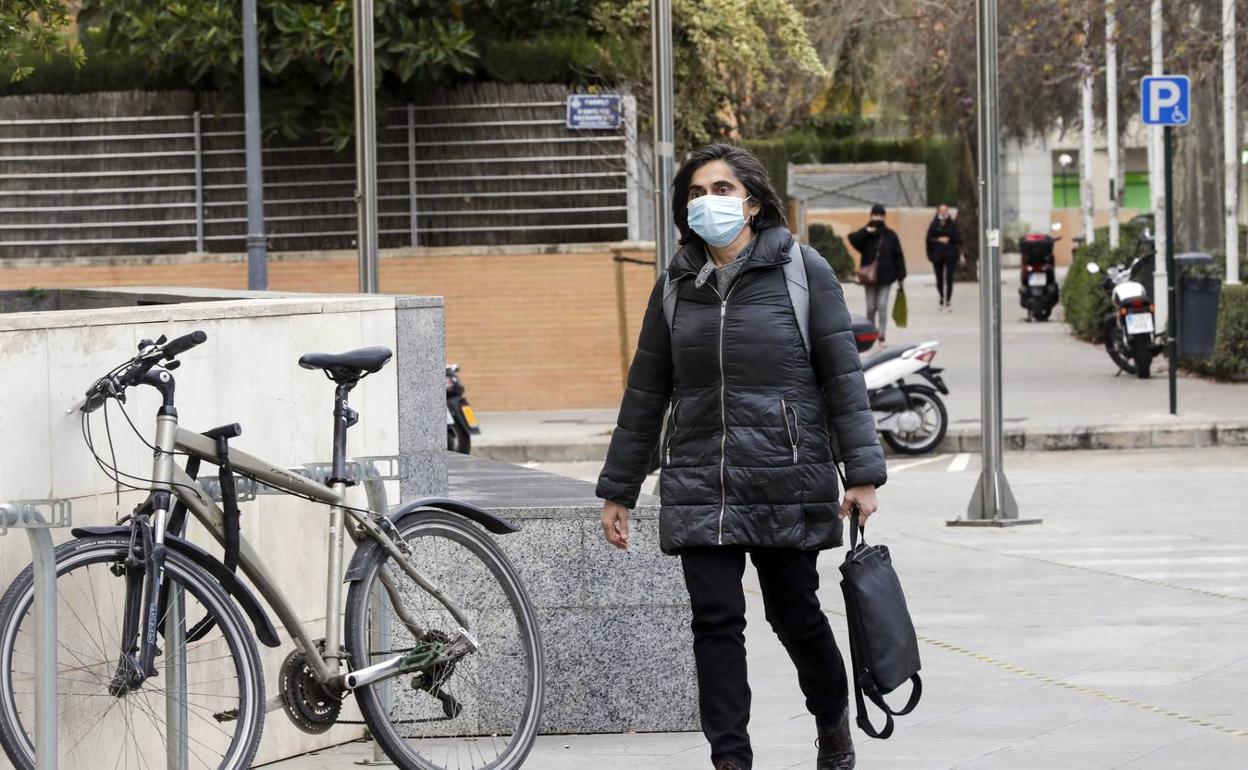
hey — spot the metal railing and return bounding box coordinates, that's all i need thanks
[0,95,640,257]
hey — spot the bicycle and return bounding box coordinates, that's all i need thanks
[0,331,544,769]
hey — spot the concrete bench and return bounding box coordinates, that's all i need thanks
[447,453,698,735]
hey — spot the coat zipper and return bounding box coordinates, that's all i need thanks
[781,398,800,464]
[715,283,739,545]
[664,399,681,466]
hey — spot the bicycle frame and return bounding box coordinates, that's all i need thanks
[147,418,468,692]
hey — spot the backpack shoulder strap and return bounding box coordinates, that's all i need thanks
[782,239,811,357]
[661,269,678,334]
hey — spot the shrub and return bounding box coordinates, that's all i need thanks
[807,224,855,280]
[480,33,605,84]
[1061,239,1131,343]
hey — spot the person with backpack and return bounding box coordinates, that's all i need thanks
[596,143,888,770]
[925,204,963,311]
[847,204,907,347]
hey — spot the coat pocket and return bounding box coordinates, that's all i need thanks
[781,398,800,464]
[663,399,681,466]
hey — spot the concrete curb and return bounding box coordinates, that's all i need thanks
[475,420,1248,464]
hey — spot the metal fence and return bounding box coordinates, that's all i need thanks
[0,88,641,258]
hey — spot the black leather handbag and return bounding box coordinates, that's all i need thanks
[838,511,923,739]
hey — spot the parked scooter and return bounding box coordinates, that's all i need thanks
[1087,230,1164,379]
[855,322,950,454]
[446,363,480,453]
[646,316,948,472]
[1018,223,1061,321]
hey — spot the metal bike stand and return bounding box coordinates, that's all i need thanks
[352,456,407,767]
[0,499,72,770]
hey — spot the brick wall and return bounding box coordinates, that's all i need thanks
[0,245,659,411]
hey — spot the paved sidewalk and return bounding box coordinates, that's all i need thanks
[270,446,1248,769]
[470,271,1248,462]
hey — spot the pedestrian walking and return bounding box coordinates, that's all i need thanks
[597,143,888,770]
[925,204,963,311]
[847,204,906,347]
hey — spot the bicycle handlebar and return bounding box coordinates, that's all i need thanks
[70,330,208,414]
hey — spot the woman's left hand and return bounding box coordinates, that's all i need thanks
[839,485,879,524]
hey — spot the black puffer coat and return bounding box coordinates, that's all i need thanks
[596,226,887,554]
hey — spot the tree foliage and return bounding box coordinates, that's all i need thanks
[1,0,83,81]
[75,0,596,148]
[592,0,827,149]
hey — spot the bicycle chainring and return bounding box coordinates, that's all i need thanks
[279,648,343,734]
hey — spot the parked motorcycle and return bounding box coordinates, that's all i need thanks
[1018,224,1061,321]
[646,316,948,472]
[446,363,480,453]
[1087,231,1164,379]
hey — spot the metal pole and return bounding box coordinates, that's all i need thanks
[1224,0,1240,284]
[1151,0,1170,330]
[193,110,205,254]
[354,0,381,293]
[650,0,676,276]
[1080,14,1096,246]
[407,104,418,248]
[27,525,55,770]
[1165,126,1178,415]
[1107,1,1121,249]
[624,95,642,243]
[242,0,268,290]
[956,0,1034,527]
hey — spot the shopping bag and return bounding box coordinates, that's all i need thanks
[892,285,908,328]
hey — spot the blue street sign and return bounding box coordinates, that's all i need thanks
[566,94,623,130]
[1141,76,1191,126]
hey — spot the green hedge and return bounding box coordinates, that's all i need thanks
[807,223,855,280]
[479,33,604,84]
[741,134,959,208]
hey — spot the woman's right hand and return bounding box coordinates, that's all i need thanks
[601,501,631,550]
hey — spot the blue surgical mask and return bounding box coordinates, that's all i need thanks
[687,194,751,247]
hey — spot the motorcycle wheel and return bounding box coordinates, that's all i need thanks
[1034,306,1052,322]
[447,423,472,454]
[1103,318,1137,375]
[1131,335,1153,379]
[881,384,948,455]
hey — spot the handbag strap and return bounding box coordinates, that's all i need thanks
[852,671,923,739]
[830,455,867,547]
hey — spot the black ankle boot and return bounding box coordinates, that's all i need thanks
[815,711,855,769]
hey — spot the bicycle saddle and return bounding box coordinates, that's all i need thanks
[298,346,393,381]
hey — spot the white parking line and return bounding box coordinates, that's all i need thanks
[947,453,971,473]
[890,455,949,473]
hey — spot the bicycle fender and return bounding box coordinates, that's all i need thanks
[342,499,519,584]
[70,526,281,648]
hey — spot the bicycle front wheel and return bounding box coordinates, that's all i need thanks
[0,536,265,770]
[345,511,543,770]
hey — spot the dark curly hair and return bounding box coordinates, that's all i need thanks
[671,143,787,247]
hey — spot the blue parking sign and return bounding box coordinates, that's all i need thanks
[1141,76,1190,126]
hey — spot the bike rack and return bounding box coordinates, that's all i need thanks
[0,499,71,770]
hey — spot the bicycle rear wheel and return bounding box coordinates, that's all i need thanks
[345,511,543,770]
[0,536,265,770]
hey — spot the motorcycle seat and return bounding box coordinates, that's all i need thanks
[862,346,912,369]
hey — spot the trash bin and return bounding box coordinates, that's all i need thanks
[1175,252,1221,358]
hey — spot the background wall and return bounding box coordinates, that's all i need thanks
[0,293,443,765]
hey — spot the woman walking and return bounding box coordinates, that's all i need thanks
[848,204,906,347]
[925,204,962,311]
[596,144,888,770]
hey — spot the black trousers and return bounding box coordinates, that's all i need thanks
[933,255,957,303]
[681,547,849,769]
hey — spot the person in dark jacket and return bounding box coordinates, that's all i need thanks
[596,143,888,770]
[926,204,963,311]
[847,204,906,347]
